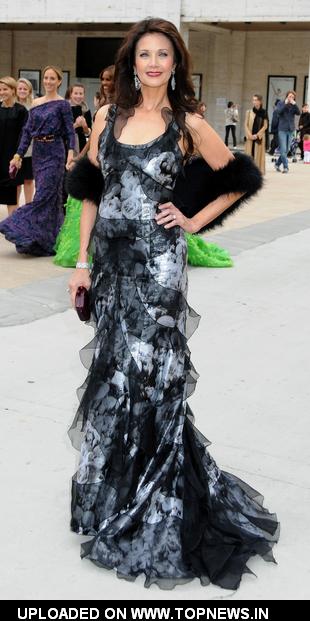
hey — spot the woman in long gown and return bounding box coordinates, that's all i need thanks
[244,94,268,175]
[68,18,279,590]
[0,76,28,215]
[0,66,75,256]
[16,77,35,204]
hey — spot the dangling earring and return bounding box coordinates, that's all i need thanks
[134,70,141,91]
[171,69,176,91]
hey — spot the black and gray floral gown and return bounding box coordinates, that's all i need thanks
[69,105,279,590]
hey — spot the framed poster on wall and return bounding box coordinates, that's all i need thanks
[18,69,41,96]
[266,75,296,123]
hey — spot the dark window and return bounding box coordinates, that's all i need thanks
[76,37,123,77]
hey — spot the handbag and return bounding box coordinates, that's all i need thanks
[9,163,18,179]
[75,286,91,321]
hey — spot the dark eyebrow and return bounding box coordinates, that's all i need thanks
[138,48,169,52]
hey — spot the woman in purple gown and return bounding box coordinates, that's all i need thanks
[0,66,75,256]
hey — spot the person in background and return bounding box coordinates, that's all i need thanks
[93,91,101,115]
[245,94,268,174]
[298,103,310,160]
[99,65,115,105]
[224,101,238,148]
[16,77,35,204]
[268,99,280,156]
[66,83,92,154]
[54,72,115,267]
[0,65,75,255]
[303,133,310,163]
[197,101,207,117]
[275,90,300,173]
[0,76,28,215]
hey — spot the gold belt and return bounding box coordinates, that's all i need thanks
[35,135,56,143]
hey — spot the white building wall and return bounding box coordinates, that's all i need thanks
[0,0,182,25]
[1,0,310,23]
[182,0,310,21]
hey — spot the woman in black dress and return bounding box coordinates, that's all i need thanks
[67,18,279,590]
[66,83,92,154]
[0,76,28,215]
[16,77,35,204]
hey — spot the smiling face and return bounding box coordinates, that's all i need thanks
[134,32,176,89]
[101,71,113,94]
[0,82,15,104]
[17,81,31,102]
[71,86,85,105]
[43,68,61,94]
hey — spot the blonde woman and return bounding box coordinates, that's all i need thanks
[0,66,75,255]
[0,76,28,214]
[67,83,92,153]
[16,78,35,203]
[245,94,268,174]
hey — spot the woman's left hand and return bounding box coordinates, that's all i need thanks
[66,149,75,170]
[155,202,197,233]
[66,157,75,171]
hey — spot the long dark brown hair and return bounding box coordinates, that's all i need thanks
[114,18,199,156]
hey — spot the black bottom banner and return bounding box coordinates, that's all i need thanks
[1,600,299,621]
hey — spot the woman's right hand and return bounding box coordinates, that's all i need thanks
[68,268,91,307]
[9,156,22,169]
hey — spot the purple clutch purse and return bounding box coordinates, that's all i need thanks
[75,286,91,321]
[9,163,18,179]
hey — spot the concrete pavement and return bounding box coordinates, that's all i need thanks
[0,155,309,600]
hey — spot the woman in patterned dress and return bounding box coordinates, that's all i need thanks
[0,66,75,256]
[67,18,279,590]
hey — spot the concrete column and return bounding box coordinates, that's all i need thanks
[180,23,190,48]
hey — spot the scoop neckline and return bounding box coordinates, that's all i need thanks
[112,105,174,149]
[114,124,172,149]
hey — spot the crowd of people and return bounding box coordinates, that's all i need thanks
[0,64,115,255]
[225,93,310,174]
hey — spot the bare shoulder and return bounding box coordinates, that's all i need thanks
[185,112,233,169]
[88,104,112,166]
[91,104,111,136]
[31,96,45,108]
[95,104,111,122]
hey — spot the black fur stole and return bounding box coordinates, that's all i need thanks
[173,151,263,232]
[66,152,263,234]
[66,156,104,207]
